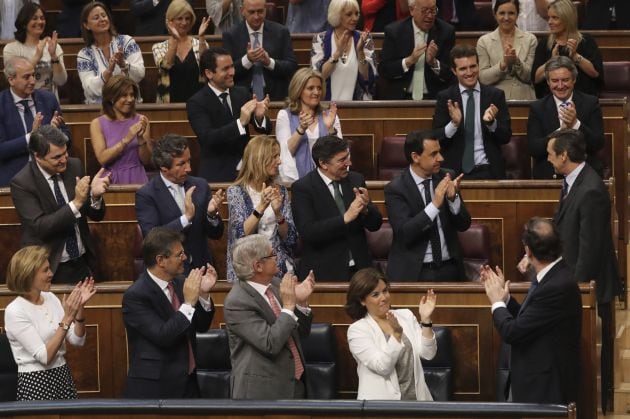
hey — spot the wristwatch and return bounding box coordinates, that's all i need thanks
[59,321,70,331]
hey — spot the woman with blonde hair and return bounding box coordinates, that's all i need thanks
[89,75,152,184]
[4,246,96,400]
[275,67,342,183]
[226,135,298,282]
[531,0,603,98]
[152,0,210,103]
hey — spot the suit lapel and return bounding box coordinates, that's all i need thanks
[155,175,184,218]
[311,171,340,214]
[142,272,176,317]
[401,169,424,213]
[554,166,586,223]
[239,280,278,324]
[545,96,560,131]
[30,161,59,209]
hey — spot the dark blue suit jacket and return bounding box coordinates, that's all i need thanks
[122,271,213,398]
[0,88,70,186]
[135,174,224,270]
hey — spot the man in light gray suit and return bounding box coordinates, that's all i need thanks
[224,234,315,399]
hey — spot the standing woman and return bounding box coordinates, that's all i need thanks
[90,75,151,185]
[152,0,210,103]
[346,268,437,400]
[77,1,145,104]
[226,135,298,282]
[531,0,603,98]
[276,68,342,183]
[4,246,96,400]
[311,0,376,101]
[477,0,537,100]
[2,2,67,100]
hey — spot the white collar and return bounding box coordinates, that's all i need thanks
[459,82,480,94]
[246,21,264,35]
[564,161,585,190]
[535,257,563,283]
[147,268,171,292]
[208,82,229,97]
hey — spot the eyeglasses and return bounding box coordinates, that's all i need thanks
[260,250,277,260]
[161,250,186,259]
[418,6,438,16]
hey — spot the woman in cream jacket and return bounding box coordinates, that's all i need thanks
[346,268,437,400]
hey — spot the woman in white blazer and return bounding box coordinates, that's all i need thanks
[346,268,437,400]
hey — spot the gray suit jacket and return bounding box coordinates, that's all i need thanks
[224,278,312,399]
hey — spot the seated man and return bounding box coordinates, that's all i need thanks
[385,130,471,281]
[291,135,383,282]
[135,134,224,273]
[378,0,455,100]
[0,56,71,186]
[222,0,298,101]
[224,234,314,399]
[10,125,109,283]
[123,227,216,398]
[527,56,605,179]
[433,44,512,179]
[187,47,272,182]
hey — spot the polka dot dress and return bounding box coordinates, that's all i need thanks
[17,364,77,400]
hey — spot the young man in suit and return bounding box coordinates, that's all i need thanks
[378,0,455,100]
[527,56,605,179]
[385,130,471,282]
[123,227,216,398]
[222,0,298,101]
[135,134,224,273]
[224,234,314,399]
[187,47,272,182]
[10,125,109,283]
[432,44,512,179]
[0,56,70,186]
[291,135,382,282]
[483,217,581,404]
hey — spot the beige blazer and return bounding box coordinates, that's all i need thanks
[477,27,537,100]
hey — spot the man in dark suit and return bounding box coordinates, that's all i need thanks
[187,47,272,182]
[378,0,455,100]
[527,56,605,179]
[0,56,70,186]
[433,44,512,179]
[123,227,215,398]
[385,130,471,282]
[483,217,581,404]
[130,0,182,35]
[10,125,109,284]
[222,0,297,101]
[436,0,478,30]
[135,134,224,272]
[546,128,622,412]
[224,234,314,399]
[291,135,382,282]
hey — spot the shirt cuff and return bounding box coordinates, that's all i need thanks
[90,195,103,210]
[296,304,311,315]
[447,195,461,213]
[445,121,458,138]
[402,58,409,73]
[198,295,214,312]
[572,120,581,130]
[491,301,507,313]
[179,303,195,321]
[179,214,190,228]
[242,55,253,69]
[206,214,221,226]
[236,119,246,135]
[25,133,31,145]
[69,201,81,217]
[152,0,160,6]
[281,308,298,321]
[266,58,275,70]
[430,60,440,73]
[254,117,267,129]
[486,119,498,132]
[424,202,439,220]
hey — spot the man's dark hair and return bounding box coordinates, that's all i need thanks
[521,217,563,262]
[142,227,184,268]
[404,130,438,164]
[547,128,586,163]
[152,134,189,169]
[312,135,349,168]
[28,125,69,157]
[199,47,231,78]
[449,44,478,68]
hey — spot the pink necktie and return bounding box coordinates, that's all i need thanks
[167,282,196,374]
[265,287,304,380]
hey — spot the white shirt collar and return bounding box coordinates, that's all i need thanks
[411,19,426,36]
[317,168,336,186]
[208,82,229,97]
[535,257,563,283]
[160,172,183,189]
[564,161,585,190]
[409,166,430,184]
[36,160,57,181]
[247,279,272,299]
[246,21,264,35]
[553,93,574,107]
[147,268,171,292]
[10,89,31,104]
[459,82,480,94]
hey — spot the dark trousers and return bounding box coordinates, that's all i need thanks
[598,301,614,413]
[53,255,92,284]
[417,259,460,281]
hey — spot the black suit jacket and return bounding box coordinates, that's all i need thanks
[436,0,478,30]
[291,170,383,281]
[187,84,272,182]
[222,20,298,101]
[10,158,105,276]
[135,175,224,270]
[527,91,605,179]
[433,83,512,178]
[122,271,214,398]
[378,17,455,100]
[553,164,622,304]
[384,168,471,281]
[493,260,581,404]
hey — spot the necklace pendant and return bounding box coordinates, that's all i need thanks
[341,53,347,64]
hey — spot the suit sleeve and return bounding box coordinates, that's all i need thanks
[477,36,504,86]
[432,90,454,139]
[526,102,549,161]
[199,183,224,239]
[222,30,247,80]
[578,97,605,156]
[573,187,610,282]
[385,181,437,247]
[347,319,404,376]
[378,25,406,79]
[271,27,298,77]
[187,94,243,148]
[429,24,455,85]
[488,89,511,145]
[135,189,184,236]
[0,118,28,160]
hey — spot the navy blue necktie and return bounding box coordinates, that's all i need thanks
[19,99,34,133]
[561,178,569,200]
[52,175,80,259]
[462,89,476,174]
[219,92,233,119]
[422,179,442,264]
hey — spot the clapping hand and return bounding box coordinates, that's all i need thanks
[76,277,97,306]
[200,264,217,293]
[90,168,111,199]
[295,270,315,305]
[447,99,462,126]
[418,289,436,322]
[481,265,509,304]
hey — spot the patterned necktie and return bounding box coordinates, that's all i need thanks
[411,31,426,100]
[52,175,80,259]
[19,99,34,133]
[219,92,233,119]
[561,178,569,201]
[518,278,539,315]
[331,181,346,215]
[462,89,476,174]
[265,287,304,379]
[167,282,196,374]
[422,179,442,264]
[251,31,265,99]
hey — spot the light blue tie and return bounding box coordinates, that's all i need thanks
[251,32,265,99]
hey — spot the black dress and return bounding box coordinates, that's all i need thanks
[169,49,203,103]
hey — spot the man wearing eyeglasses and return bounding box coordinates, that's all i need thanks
[225,234,315,399]
[123,227,216,398]
[378,0,455,99]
